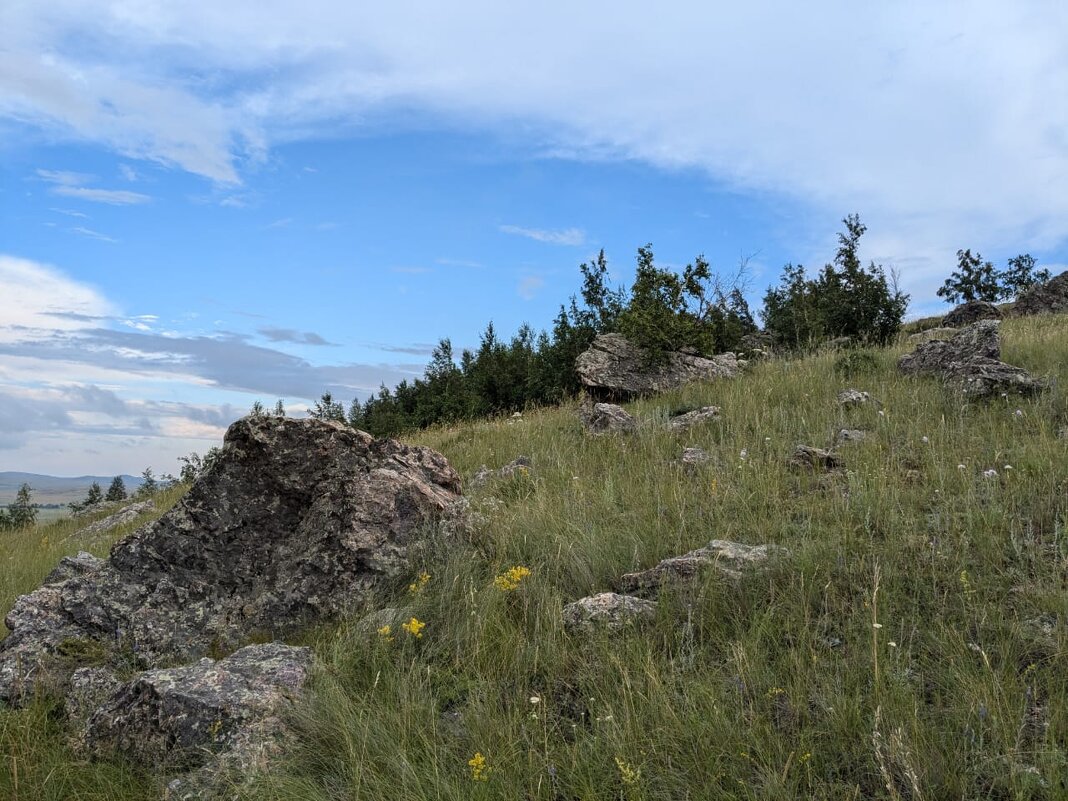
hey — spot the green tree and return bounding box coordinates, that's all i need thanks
[937,249,1001,304]
[249,400,266,417]
[105,476,127,503]
[7,483,37,529]
[134,467,158,499]
[1000,254,1050,299]
[274,399,286,417]
[310,392,346,422]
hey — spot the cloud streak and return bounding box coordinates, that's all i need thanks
[499,225,586,246]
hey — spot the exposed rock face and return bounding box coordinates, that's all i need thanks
[576,333,738,398]
[898,320,1000,376]
[579,402,637,435]
[679,447,711,467]
[907,327,957,345]
[942,300,1002,327]
[897,320,1046,399]
[561,593,657,633]
[84,643,312,800]
[65,500,154,542]
[788,445,842,471]
[470,456,532,487]
[1013,270,1068,317]
[834,428,867,444]
[0,416,461,703]
[667,406,721,431]
[619,540,780,596]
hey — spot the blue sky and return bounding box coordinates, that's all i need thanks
[2,1,1067,476]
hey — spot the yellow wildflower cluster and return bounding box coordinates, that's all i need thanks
[408,571,431,594]
[468,751,490,781]
[493,565,532,592]
[614,756,641,786]
[376,625,394,643]
[401,617,426,639]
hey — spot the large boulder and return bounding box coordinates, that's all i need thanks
[942,300,1002,327]
[1013,270,1068,317]
[576,333,738,397]
[0,416,461,702]
[898,319,1001,376]
[578,401,638,435]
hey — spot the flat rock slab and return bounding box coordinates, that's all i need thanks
[942,300,1002,328]
[898,320,1001,376]
[0,416,461,702]
[788,445,842,471]
[576,333,738,398]
[579,402,637,435]
[667,406,721,431]
[619,540,780,596]
[562,592,657,633]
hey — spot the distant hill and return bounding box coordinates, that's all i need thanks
[0,472,143,507]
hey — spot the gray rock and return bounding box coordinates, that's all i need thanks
[65,501,155,542]
[578,402,637,435]
[739,331,775,354]
[788,445,842,471]
[679,447,711,467]
[562,593,657,633]
[906,327,957,345]
[837,389,877,407]
[942,300,1002,327]
[834,428,867,444]
[0,416,461,703]
[618,540,781,596]
[1013,270,1068,317]
[83,643,312,799]
[898,320,1001,376]
[65,666,122,726]
[942,357,1048,399]
[470,456,533,487]
[576,333,738,398]
[43,551,104,585]
[667,406,721,431]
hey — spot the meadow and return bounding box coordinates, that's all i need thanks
[2,314,1066,800]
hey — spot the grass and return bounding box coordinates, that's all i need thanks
[2,315,1067,799]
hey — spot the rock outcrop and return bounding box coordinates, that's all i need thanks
[578,401,637,434]
[470,456,532,487]
[897,320,1046,399]
[906,327,957,345]
[64,500,154,542]
[788,445,842,471]
[561,592,658,633]
[0,416,461,703]
[1013,270,1068,317]
[576,333,738,397]
[619,540,780,596]
[942,300,1002,327]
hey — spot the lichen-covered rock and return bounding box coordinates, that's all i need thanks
[906,327,957,345]
[788,445,842,471]
[679,447,711,467]
[0,416,460,702]
[837,389,876,407]
[898,320,1001,376]
[834,428,868,445]
[562,593,657,633]
[1013,270,1068,317]
[470,456,532,487]
[667,406,721,431]
[942,300,1002,327]
[942,357,1048,399]
[619,540,780,596]
[65,666,121,727]
[576,333,737,398]
[83,643,312,799]
[578,402,637,435]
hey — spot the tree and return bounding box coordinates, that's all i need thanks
[1001,254,1050,299]
[937,249,1001,304]
[310,392,346,422]
[134,467,158,499]
[6,483,37,529]
[105,476,127,503]
[274,399,286,417]
[249,400,266,417]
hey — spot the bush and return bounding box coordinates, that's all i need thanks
[937,250,1051,304]
[833,349,881,378]
[763,215,908,348]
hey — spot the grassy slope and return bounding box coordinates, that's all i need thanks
[3,316,1067,800]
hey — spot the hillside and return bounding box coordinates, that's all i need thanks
[2,313,1067,800]
[0,473,142,507]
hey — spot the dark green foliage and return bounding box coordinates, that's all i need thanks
[133,468,157,500]
[937,250,1051,305]
[310,392,346,422]
[69,481,104,513]
[274,399,286,417]
[833,349,880,378]
[178,447,222,484]
[763,215,908,348]
[0,483,37,530]
[105,476,127,503]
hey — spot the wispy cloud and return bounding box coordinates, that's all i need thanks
[118,164,138,181]
[499,225,586,246]
[258,327,337,346]
[517,275,546,300]
[70,226,118,243]
[436,257,483,269]
[50,207,90,219]
[266,217,293,229]
[37,169,150,205]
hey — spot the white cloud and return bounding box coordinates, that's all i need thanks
[3,2,1068,296]
[53,186,151,204]
[499,225,586,246]
[118,163,138,181]
[517,275,545,300]
[70,226,118,243]
[0,255,114,342]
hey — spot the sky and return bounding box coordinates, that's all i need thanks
[2,1,1067,477]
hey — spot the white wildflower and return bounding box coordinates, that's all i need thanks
[982,469,998,479]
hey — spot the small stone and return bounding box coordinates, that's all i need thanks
[837,389,876,407]
[667,406,721,431]
[578,402,637,435]
[834,428,867,445]
[562,593,657,633]
[470,456,533,487]
[679,447,711,467]
[788,445,842,471]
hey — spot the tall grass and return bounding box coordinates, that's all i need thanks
[3,316,1067,799]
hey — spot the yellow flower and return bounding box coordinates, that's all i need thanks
[614,756,641,786]
[468,751,490,781]
[401,617,426,639]
[493,565,532,592]
[408,571,431,594]
[376,624,394,643]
